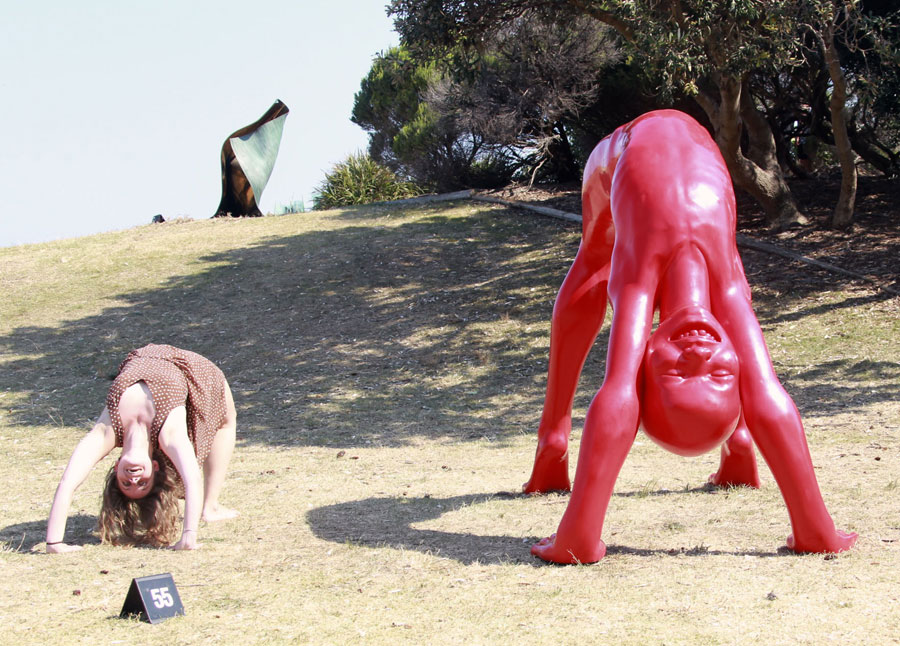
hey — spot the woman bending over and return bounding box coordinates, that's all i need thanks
[46,344,238,553]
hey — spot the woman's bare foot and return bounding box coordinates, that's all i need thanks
[202,504,239,522]
[46,542,83,554]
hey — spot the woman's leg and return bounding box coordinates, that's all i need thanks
[202,378,238,521]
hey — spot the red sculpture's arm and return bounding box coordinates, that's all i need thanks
[531,279,656,563]
[713,287,857,553]
[531,124,661,558]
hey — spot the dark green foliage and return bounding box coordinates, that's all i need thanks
[464,155,516,189]
[353,14,629,189]
[351,46,477,191]
[351,47,442,170]
[387,0,900,227]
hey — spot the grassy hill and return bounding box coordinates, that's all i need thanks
[1,200,899,644]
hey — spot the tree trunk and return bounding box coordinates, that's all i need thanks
[568,2,806,228]
[696,77,807,229]
[822,21,857,229]
[549,121,580,183]
[848,129,899,177]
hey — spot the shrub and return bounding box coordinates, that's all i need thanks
[313,153,422,209]
[464,154,516,189]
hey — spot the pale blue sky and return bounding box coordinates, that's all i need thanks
[0,1,398,247]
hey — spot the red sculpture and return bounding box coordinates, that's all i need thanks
[525,110,857,564]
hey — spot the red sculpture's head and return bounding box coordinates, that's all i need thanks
[641,306,741,456]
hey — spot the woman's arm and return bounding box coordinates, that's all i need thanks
[46,408,116,553]
[158,406,202,550]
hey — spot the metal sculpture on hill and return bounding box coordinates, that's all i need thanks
[214,100,289,217]
[524,109,857,564]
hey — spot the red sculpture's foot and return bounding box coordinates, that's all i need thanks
[531,533,607,564]
[786,530,858,554]
[708,427,760,488]
[523,434,571,494]
[708,464,760,489]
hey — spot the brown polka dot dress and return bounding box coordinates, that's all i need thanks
[106,344,228,466]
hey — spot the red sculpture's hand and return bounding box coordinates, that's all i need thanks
[531,532,607,565]
[786,530,858,554]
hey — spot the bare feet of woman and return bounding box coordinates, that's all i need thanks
[202,505,239,522]
[46,542,83,554]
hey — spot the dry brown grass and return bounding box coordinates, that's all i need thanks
[1,201,899,645]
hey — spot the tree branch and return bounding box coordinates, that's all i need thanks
[565,0,634,41]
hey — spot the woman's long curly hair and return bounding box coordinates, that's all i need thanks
[98,452,180,547]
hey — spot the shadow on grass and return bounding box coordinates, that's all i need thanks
[0,513,99,553]
[305,492,787,566]
[0,204,587,449]
[2,201,895,451]
[604,544,786,559]
[306,492,537,566]
[757,290,896,326]
[782,360,900,416]
[614,483,720,498]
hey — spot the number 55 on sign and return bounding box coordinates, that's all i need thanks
[120,573,185,624]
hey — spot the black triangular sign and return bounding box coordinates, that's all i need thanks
[120,573,184,624]
[120,579,144,619]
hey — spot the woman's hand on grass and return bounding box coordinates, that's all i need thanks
[170,532,200,551]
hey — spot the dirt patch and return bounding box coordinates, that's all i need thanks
[480,176,900,293]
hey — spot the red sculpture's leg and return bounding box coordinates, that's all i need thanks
[719,294,857,553]
[709,412,760,488]
[523,251,609,494]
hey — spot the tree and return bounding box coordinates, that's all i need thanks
[351,47,440,175]
[353,18,623,190]
[391,0,900,228]
[798,1,859,229]
[352,47,497,190]
[751,1,900,228]
[428,14,621,185]
[797,0,900,227]
[389,1,807,227]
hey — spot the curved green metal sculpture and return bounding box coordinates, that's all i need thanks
[215,100,289,217]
